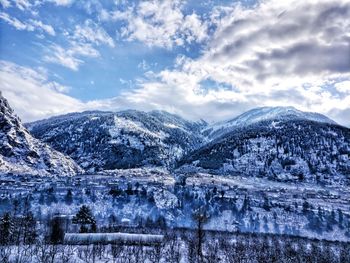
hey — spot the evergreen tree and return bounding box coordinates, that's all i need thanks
[262,196,271,211]
[39,192,45,205]
[0,213,13,245]
[65,189,73,205]
[241,195,251,213]
[302,200,310,214]
[338,209,344,228]
[72,205,96,233]
[22,212,37,244]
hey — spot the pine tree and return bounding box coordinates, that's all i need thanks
[338,209,344,228]
[241,195,251,213]
[65,189,73,205]
[22,212,37,244]
[262,196,271,211]
[302,200,310,214]
[0,213,14,245]
[72,205,96,233]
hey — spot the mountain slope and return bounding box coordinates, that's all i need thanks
[203,106,337,140]
[180,119,350,185]
[0,93,82,176]
[27,110,207,172]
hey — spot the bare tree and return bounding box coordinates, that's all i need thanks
[0,246,11,263]
[33,239,59,263]
[163,234,182,263]
[111,243,123,262]
[193,207,209,263]
[60,244,76,263]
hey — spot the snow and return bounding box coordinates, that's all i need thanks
[153,189,178,209]
[204,106,337,139]
[110,116,165,140]
[164,123,181,129]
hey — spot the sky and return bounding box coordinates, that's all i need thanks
[0,0,349,126]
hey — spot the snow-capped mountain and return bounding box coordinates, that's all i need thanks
[0,93,82,176]
[203,106,337,140]
[180,118,350,185]
[27,110,206,172]
[25,105,348,178]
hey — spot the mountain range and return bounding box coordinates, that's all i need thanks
[26,109,206,172]
[1,92,349,185]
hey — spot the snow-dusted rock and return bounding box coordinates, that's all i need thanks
[0,92,82,176]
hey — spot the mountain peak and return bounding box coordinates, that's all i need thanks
[0,92,15,119]
[204,106,337,139]
[0,93,82,176]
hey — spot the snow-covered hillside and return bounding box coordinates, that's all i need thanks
[0,93,82,176]
[203,106,337,140]
[27,109,206,172]
[180,119,350,186]
[25,105,348,177]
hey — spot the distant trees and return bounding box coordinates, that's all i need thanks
[72,205,96,233]
[0,206,349,263]
[0,210,37,255]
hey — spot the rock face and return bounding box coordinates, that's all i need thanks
[0,93,82,176]
[180,118,350,185]
[27,110,206,172]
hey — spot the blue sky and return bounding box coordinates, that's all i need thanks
[0,0,349,126]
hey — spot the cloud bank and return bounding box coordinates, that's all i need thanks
[117,0,350,125]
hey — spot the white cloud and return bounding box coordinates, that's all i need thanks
[72,19,115,47]
[29,19,56,36]
[0,12,55,36]
[199,0,350,89]
[0,60,117,122]
[0,60,83,121]
[138,60,149,70]
[49,0,74,6]
[0,12,33,30]
[108,0,208,49]
[44,42,99,71]
[0,0,11,8]
[13,0,31,10]
[335,81,350,94]
[44,19,114,70]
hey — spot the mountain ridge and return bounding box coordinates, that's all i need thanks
[0,92,82,176]
[203,106,338,140]
[2,91,348,180]
[26,109,206,172]
[179,118,350,186]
